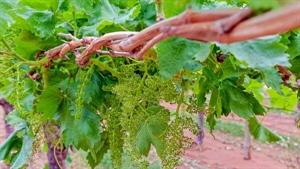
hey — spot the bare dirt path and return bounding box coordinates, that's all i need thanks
[161,101,300,169]
[179,129,298,169]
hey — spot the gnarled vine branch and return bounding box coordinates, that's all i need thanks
[45,2,300,67]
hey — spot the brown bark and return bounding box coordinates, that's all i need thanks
[44,2,300,68]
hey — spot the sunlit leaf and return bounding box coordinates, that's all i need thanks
[163,0,190,18]
[157,37,202,79]
[37,86,63,119]
[218,35,290,68]
[261,67,283,95]
[267,86,298,112]
[248,116,283,142]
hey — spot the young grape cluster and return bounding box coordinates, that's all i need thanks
[101,59,198,168]
[75,66,94,119]
[0,58,29,117]
[162,117,198,168]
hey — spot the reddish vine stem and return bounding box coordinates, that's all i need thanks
[45,3,300,68]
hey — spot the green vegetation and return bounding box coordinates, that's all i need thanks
[0,0,299,168]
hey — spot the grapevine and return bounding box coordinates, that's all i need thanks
[0,0,299,169]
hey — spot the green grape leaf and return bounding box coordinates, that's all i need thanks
[15,6,55,38]
[135,1,156,27]
[209,87,222,117]
[71,70,106,109]
[163,0,190,18]
[51,79,101,150]
[195,67,218,107]
[22,79,38,111]
[11,135,34,169]
[83,73,105,108]
[195,76,209,106]
[47,69,69,86]
[37,86,64,119]
[136,106,168,157]
[191,0,231,11]
[5,110,27,126]
[15,30,57,60]
[248,116,282,142]
[157,37,202,79]
[17,0,67,11]
[57,81,101,150]
[287,31,300,59]
[183,60,203,71]
[194,42,212,62]
[0,124,34,169]
[146,106,165,115]
[136,120,167,157]
[261,67,283,95]
[244,78,264,103]
[110,0,139,9]
[225,85,265,118]
[70,0,94,16]
[60,105,101,150]
[219,56,245,80]
[203,67,218,81]
[206,114,216,134]
[79,0,141,36]
[136,122,152,156]
[86,137,109,169]
[0,126,24,161]
[267,86,298,112]
[0,0,18,37]
[218,35,290,69]
[219,89,231,116]
[289,55,300,78]
[56,0,69,12]
[79,20,114,36]
[248,0,281,9]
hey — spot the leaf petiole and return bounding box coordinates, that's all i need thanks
[91,58,123,81]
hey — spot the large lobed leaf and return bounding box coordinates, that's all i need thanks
[248,0,281,9]
[14,6,56,38]
[0,0,18,37]
[261,67,283,95]
[15,31,58,60]
[0,124,34,169]
[267,86,298,112]
[37,85,64,119]
[157,37,202,79]
[224,85,266,118]
[136,106,169,157]
[79,0,141,36]
[243,78,264,103]
[162,0,190,18]
[218,35,290,69]
[11,135,34,169]
[248,116,283,142]
[289,55,300,79]
[59,99,101,150]
[286,30,300,59]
